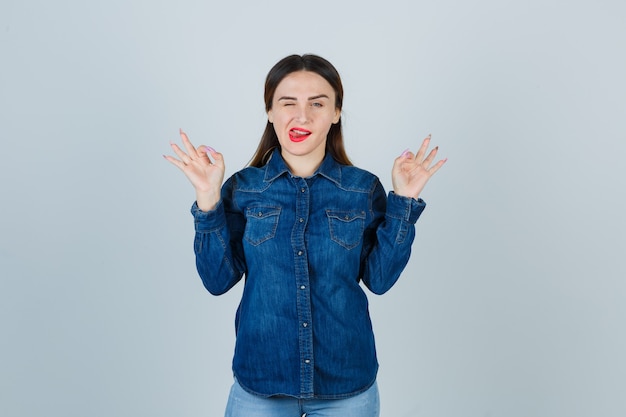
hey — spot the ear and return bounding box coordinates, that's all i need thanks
[268,109,274,124]
[332,108,341,124]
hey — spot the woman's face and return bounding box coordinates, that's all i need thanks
[268,70,340,171]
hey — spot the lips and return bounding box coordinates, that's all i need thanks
[289,128,312,142]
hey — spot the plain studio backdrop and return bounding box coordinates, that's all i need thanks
[1,1,625,416]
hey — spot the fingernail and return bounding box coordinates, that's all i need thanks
[400,148,410,157]
[428,133,432,139]
[435,146,439,150]
[204,146,216,153]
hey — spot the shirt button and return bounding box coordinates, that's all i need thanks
[304,359,311,364]
[299,218,304,223]
[303,322,308,327]
[301,188,306,193]
[297,251,303,256]
[300,285,306,290]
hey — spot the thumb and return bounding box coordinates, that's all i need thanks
[392,149,411,171]
[200,146,225,167]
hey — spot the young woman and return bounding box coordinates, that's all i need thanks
[164,54,446,417]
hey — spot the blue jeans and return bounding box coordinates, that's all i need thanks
[224,379,380,417]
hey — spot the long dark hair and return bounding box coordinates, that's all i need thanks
[248,54,352,167]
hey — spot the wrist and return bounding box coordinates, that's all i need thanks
[196,190,221,212]
[392,188,417,200]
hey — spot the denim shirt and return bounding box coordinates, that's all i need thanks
[191,151,425,399]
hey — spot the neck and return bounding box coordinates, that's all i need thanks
[282,151,324,178]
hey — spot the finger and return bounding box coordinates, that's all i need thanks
[204,146,225,168]
[197,145,225,168]
[196,145,212,162]
[180,129,200,159]
[422,146,439,167]
[394,149,412,165]
[170,141,192,164]
[392,152,412,176]
[414,134,432,161]
[162,154,186,170]
[428,158,448,176]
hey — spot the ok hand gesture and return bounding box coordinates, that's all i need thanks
[391,135,447,200]
[163,129,225,211]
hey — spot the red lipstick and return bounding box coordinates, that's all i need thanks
[289,127,312,142]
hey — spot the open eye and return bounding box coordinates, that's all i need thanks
[311,102,323,108]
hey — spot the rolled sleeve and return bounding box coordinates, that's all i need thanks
[191,200,226,232]
[386,192,426,224]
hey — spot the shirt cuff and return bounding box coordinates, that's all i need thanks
[387,192,426,224]
[190,200,226,232]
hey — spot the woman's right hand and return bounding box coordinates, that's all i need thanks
[163,129,225,212]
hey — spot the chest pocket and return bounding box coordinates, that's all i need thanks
[326,210,366,250]
[245,206,281,246]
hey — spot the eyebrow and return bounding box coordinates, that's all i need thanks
[277,94,331,101]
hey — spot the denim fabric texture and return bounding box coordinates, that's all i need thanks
[191,150,425,399]
[225,378,380,417]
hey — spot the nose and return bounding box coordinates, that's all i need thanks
[295,104,310,123]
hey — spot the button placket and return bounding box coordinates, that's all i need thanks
[293,178,314,396]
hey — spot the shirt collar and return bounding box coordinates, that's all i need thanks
[264,149,342,186]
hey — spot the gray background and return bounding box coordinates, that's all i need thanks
[1,0,625,416]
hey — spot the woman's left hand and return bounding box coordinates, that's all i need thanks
[391,135,447,200]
